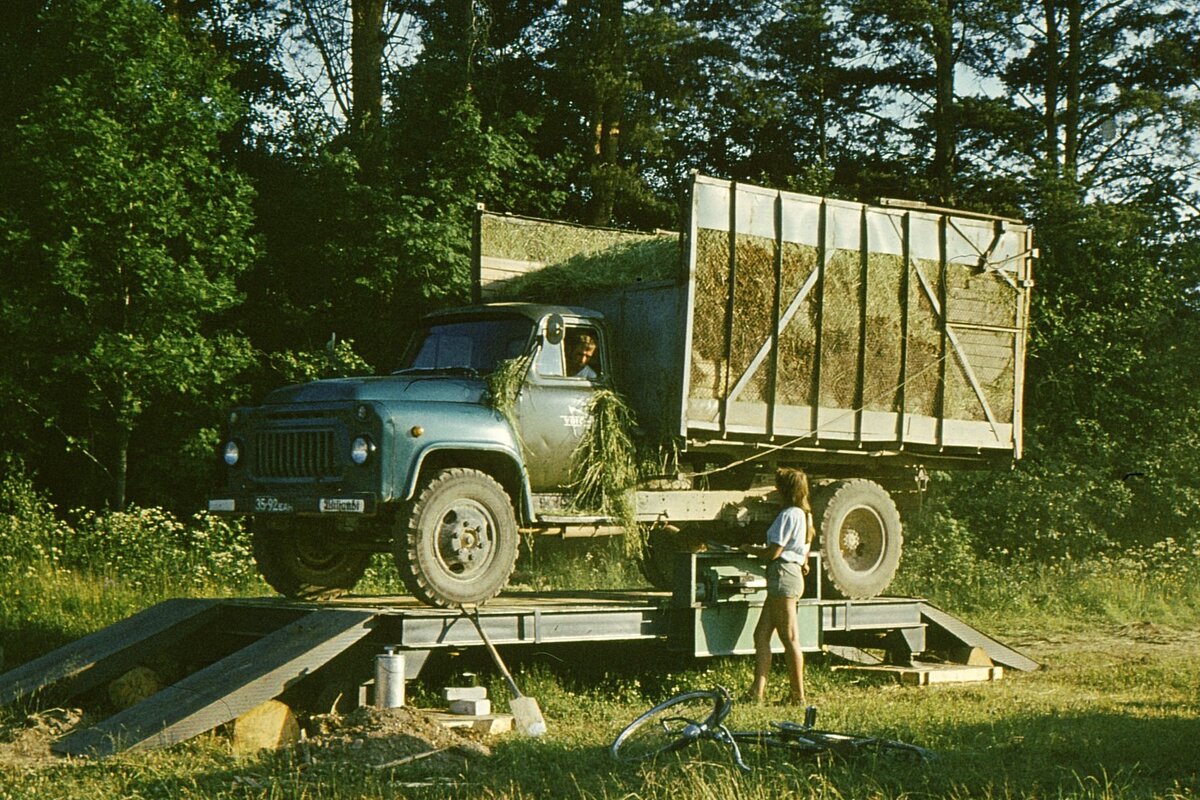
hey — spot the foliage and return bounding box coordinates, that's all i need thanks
[62,507,256,590]
[569,388,643,555]
[975,188,1200,557]
[0,0,257,509]
[0,458,257,591]
[0,457,72,571]
[266,336,372,386]
[484,353,536,442]
[487,234,679,305]
[511,536,646,593]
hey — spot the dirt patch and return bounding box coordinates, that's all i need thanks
[1113,621,1189,645]
[1012,622,1200,664]
[0,707,84,769]
[0,704,492,774]
[303,706,492,772]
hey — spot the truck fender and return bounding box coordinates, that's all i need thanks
[402,441,533,524]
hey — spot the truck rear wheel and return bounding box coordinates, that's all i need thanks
[395,468,519,608]
[252,522,370,600]
[815,480,903,599]
[639,525,681,590]
[639,524,716,591]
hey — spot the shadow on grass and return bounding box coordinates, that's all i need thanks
[71,707,1199,800]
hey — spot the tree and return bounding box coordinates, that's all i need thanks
[0,0,257,509]
[997,0,1200,198]
[846,0,1020,203]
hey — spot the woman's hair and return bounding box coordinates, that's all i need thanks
[775,467,811,512]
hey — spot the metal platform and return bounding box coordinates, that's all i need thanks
[0,556,1036,758]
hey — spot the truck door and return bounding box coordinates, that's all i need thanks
[515,320,603,491]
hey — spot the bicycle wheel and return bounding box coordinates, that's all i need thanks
[610,690,729,763]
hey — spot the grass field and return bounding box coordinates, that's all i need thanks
[1,537,1198,800]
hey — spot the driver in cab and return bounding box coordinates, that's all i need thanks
[565,329,599,379]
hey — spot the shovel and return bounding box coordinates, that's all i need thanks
[463,607,547,737]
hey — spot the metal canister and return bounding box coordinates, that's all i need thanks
[375,646,406,708]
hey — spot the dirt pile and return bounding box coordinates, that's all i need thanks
[0,704,492,772]
[304,705,492,771]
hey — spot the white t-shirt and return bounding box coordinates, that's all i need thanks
[765,506,811,564]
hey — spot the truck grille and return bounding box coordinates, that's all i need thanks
[253,430,339,479]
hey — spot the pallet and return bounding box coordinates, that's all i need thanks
[834,662,1004,685]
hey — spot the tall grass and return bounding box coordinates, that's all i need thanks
[891,508,1200,634]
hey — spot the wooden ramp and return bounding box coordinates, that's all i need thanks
[0,599,220,709]
[834,662,1005,685]
[918,602,1039,672]
[53,609,375,757]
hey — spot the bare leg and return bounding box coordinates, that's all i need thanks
[778,598,805,704]
[750,600,776,702]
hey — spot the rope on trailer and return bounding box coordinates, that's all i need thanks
[681,348,956,479]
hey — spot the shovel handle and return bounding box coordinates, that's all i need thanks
[464,608,523,698]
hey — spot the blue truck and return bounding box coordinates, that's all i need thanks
[209,174,1034,608]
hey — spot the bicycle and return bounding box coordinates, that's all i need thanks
[610,686,935,771]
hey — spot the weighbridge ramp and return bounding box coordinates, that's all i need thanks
[0,592,1036,758]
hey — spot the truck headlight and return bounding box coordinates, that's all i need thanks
[222,440,241,467]
[350,435,375,465]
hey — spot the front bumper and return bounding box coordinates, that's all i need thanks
[206,492,379,516]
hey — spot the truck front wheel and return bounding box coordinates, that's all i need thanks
[395,468,519,608]
[252,522,370,600]
[815,479,903,599]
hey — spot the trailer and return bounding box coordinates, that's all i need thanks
[0,557,1036,758]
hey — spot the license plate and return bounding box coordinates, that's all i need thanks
[255,496,295,513]
[320,498,365,513]
[208,499,235,512]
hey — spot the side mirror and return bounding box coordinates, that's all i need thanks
[544,314,565,346]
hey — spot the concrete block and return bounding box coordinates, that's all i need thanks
[449,698,491,716]
[443,686,487,702]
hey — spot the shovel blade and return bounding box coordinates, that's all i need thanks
[509,696,547,738]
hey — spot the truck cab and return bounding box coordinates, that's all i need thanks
[210,303,609,607]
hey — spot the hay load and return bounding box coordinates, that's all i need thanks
[476,178,1030,460]
[477,213,678,305]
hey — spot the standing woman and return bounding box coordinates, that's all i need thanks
[742,467,814,704]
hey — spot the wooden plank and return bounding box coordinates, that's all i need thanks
[902,664,1003,685]
[833,663,1004,685]
[53,609,376,757]
[0,598,219,708]
[426,710,515,735]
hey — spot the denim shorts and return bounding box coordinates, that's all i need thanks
[766,560,805,598]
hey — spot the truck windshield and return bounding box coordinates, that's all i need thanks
[396,317,535,375]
